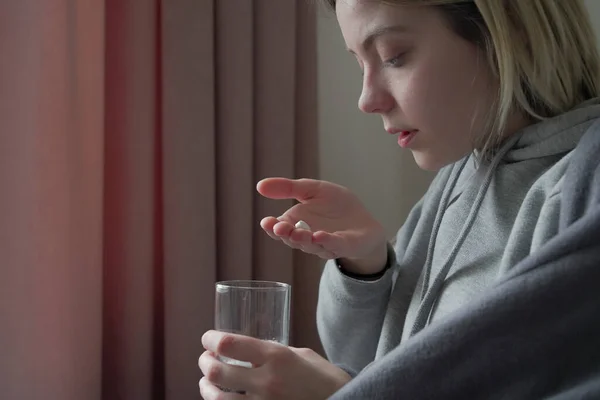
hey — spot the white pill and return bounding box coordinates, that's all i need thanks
[295,220,311,231]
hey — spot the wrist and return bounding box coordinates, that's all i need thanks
[337,242,390,276]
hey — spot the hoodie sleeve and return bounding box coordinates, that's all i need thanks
[327,126,600,400]
[316,255,396,373]
[316,198,428,373]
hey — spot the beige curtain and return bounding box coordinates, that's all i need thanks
[0,1,321,399]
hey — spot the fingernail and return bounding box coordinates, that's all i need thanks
[201,330,216,349]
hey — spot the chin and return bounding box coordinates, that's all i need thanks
[411,151,453,172]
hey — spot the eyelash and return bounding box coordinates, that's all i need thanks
[357,53,406,76]
[383,53,406,68]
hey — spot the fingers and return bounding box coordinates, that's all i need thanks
[260,219,339,259]
[199,376,246,399]
[259,218,299,245]
[198,352,256,396]
[260,217,281,240]
[312,230,347,254]
[288,226,313,243]
[202,330,278,366]
[275,224,332,256]
[260,218,303,244]
[289,237,337,260]
[288,346,317,359]
[259,215,340,259]
[256,178,322,202]
[272,220,295,237]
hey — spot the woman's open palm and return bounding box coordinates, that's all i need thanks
[257,178,386,262]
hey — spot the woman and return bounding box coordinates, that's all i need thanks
[199,1,600,398]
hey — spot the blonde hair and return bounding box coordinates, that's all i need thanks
[322,0,600,159]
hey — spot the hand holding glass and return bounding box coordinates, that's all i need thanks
[214,280,291,392]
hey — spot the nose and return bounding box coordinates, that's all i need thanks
[358,73,394,114]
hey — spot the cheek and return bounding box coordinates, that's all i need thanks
[394,50,492,135]
[391,67,460,132]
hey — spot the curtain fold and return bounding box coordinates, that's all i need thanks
[0,1,321,399]
[103,1,162,398]
[0,1,106,399]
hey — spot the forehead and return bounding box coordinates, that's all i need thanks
[336,0,431,21]
[335,1,436,44]
[336,0,406,29]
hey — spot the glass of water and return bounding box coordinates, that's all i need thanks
[214,280,291,392]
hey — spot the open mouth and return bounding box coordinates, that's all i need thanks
[398,130,418,148]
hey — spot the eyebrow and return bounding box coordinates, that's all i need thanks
[348,24,410,54]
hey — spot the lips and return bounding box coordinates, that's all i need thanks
[385,127,419,147]
[399,130,416,138]
[386,127,414,135]
[397,130,418,148]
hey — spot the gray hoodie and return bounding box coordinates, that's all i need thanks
[316,99,600,388]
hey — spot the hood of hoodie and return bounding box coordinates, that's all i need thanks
[504,97,600,162]
[408,97,600,337]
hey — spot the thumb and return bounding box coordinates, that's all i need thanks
[256,178,322,202]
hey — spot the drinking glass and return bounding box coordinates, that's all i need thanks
[214,280,291,392]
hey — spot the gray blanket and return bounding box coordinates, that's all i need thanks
[329,126,600,399]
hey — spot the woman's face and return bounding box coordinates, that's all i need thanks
[336,1,499,171]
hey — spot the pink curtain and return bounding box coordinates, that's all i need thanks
[0,1,321,399]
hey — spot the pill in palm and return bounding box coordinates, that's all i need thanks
[295,220,311,231]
